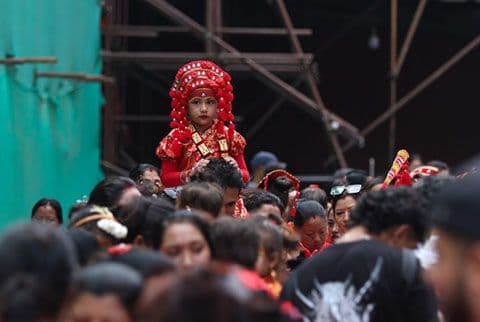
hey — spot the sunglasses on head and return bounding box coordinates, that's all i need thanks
[330,184,362,196]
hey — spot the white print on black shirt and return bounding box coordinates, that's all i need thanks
[294,257,384,322]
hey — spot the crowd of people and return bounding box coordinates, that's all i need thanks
[2,60,480,322]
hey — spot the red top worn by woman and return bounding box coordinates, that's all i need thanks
[156,60,249,187]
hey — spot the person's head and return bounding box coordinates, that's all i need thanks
[69,205,128,248]
[427,160,450,176]
[107,247,175,278]
[331,191,358,237]
[67,228,101,266]
[259,170,300,220]
[362,177,384,192]
[88,176,141,213]
[191,158,244,216]
[249,216,284,278]
[350,187,429,248]
[259,171,298,204]
[68,201,88,219]
[139,266,291,322]
[428,177,480,322]
[0,223,77,322]
[294,200,327,253]
[187,94,218,132]
[176,182,224,222]
[243,190,284,218]
[414,175,455,216]
[62,263,142,322]
[300,185,328,209]
[31,198,63,225]
[329,172,365,199]
[116,197,175,247]
[129,163,163,196]
[158,211,213,270]
[211,217,260,270]
[409,153,423,172]
[168,60,235,138]
[249,151,286,181]
[326,207,340,243]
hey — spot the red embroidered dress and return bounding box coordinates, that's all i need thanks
[157,121,249,187]
[156,60,249,187]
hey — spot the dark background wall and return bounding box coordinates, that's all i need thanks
[114,0,480,176]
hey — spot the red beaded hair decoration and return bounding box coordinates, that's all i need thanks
[259,169,301,217]
[168,60,235,153]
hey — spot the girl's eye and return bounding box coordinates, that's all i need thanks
[191,242,206,254]
[207,99,217,105]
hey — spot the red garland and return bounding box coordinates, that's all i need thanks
[167,60,236,158]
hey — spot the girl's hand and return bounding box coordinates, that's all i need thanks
[224,156,239,169]
[189,159,210,176]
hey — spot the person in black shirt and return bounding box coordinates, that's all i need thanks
[281,187,438,322]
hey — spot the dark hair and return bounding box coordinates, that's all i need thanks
[140,267,291,322]
[116,197,175,245]
[138,199,176,249]
[243,190,285,214]
[69,263,142,315]
[177,182,224,218]
[211,218,260,269]
[266,176,294,209]
[191,158,244,189]
[350,187,430,243]
[67,228,101,266]
[300,187,328,209]
[106,248,174,278]
[293,200,326,228]
[68,205,126,244]
[129,163,160,182]
[88,176,137,209]
[0,223,77,322]
[427,160,449,172]
[158,211,213,252]
[362,177,383,192]
[414,175,455,214]
[248,216,283,260]
[68,201,88,220]
[31,198,63,224]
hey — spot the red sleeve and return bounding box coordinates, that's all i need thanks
[235,153,250,183]
[160,159,184,187]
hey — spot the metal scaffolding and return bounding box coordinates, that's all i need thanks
[101,0,480,174]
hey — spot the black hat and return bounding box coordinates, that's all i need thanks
[432,175,480,240]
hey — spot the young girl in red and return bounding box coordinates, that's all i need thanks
[156,60,249,187]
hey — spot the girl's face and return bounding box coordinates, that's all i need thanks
[64,293,131,322]
[334,195,357,236]
[298,216,327,252]
[160,222,211,270]
[187,96,218,132]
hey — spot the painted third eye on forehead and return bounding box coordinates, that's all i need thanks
[188,87,216,101]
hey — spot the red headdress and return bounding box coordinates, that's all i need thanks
[410,166,440,180]
[168,60,235,149]
[259,169,301,217]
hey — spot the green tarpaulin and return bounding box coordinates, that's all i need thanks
[0,0,104,229]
